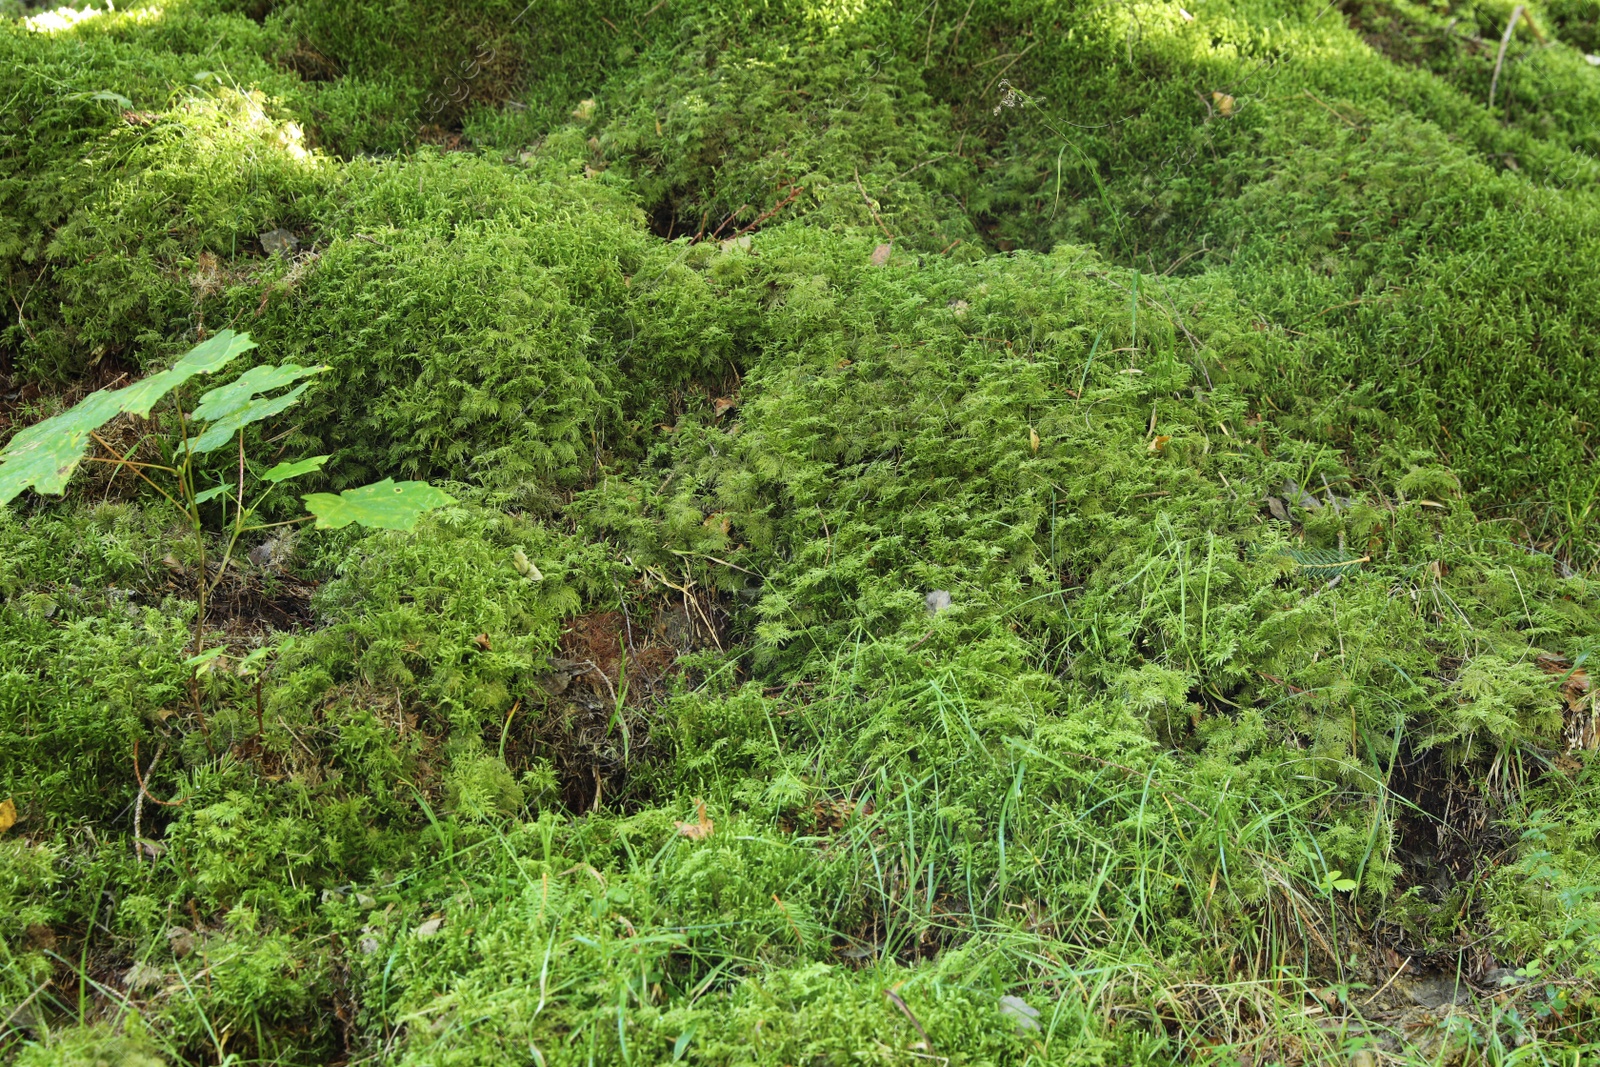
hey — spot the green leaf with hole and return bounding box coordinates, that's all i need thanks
[303,479,455,531]
[190,383,314,454]
[0,331,256,505]
[260,455,330,484]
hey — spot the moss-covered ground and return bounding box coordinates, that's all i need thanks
[6,0,1600,1061]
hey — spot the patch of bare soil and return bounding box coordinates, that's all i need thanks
[502,583,730,814]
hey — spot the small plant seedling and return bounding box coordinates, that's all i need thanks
[0,329,454,734]
[1320,869,1359,894]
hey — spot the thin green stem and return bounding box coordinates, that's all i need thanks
[241,515,315,533]
[170,394,214,753]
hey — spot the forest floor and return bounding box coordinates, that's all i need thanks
[6,0,1600,1063]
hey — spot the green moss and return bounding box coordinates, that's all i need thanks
[9,0,1600,1061]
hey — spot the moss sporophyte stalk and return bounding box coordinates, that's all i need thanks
[5,0,1600,1062]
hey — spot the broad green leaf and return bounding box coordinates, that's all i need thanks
[174,330,258,376]
[260,455,330,484]
[184,647,227,673]
[0,390,124,504]
[0,330,256,505]
[190,383,313,454]
[192,363,326,423]
[119,329,260,416]
[193,483,230,505]
[303,479,456,531]
[238,646,275,670]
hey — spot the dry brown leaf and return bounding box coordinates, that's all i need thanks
[0,797,15,834]
[1147,434,1172,453]
[166,925,195,958]
[870,242,893,266]
[473,633,492,651]
[1029,427,1040,454]
[675,801,714,841]
[713,397,736,417]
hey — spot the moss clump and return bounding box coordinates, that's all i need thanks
[9,0,1600,1063]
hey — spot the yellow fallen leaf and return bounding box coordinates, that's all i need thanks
[675,800,714,841]
[1029,427,1040,454]
[1213,92,1235,117]
[0,797,14,834]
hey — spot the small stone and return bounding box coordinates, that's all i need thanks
[1280,479,1321,511]
[259,228,299,257]
[1484,966,1525,988]
[998,994,1040,1033]
[925,590,952,615]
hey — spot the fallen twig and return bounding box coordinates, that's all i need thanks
[1488,5,1524,110]
[735,184,803,237]
[854,167,895,239]
[133,739,183,808]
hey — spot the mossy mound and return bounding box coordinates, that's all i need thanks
[6,0,1600,1063]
